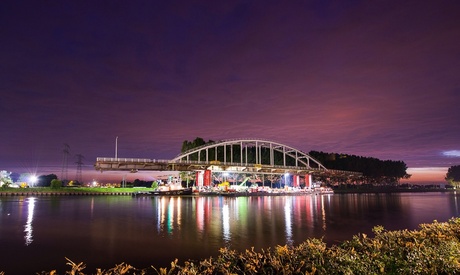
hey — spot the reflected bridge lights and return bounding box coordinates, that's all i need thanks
[284,198,293,246]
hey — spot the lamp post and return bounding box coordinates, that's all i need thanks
[115,136,118,160]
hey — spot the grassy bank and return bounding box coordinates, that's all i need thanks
[333,186,456,194]
[7,218,459,275]
[0,187,151,195]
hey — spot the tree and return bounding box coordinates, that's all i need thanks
[308,151,411,185]
[50,179,62,189]
[0,170,13,188]
[181,137,207,153]
[446,165,460,188]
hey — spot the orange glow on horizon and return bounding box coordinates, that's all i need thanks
[403,167,448,184]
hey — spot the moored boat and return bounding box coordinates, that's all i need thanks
[132,187,193,197]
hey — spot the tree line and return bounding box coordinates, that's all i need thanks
[308,151,411,185]
[446,165,460,187]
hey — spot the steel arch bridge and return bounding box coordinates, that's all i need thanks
[171,138,327,174]
[94,138,361,178]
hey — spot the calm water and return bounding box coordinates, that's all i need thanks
[1,192,459,274]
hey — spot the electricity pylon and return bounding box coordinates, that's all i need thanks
[61,144,71,181]
[75,154,84,184]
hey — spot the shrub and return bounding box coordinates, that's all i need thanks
[20,218,460,274]
[50,179,62,189]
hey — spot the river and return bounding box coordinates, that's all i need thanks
[1,192,459,274]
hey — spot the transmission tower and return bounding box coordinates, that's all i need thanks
[61,144,71,181]
[75,154,84,184]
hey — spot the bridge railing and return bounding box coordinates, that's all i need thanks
[96,157,171,163]
[96,157,328,171]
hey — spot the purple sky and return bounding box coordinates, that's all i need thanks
[2,1,459,183]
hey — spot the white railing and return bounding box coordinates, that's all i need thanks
[96,157,170,163]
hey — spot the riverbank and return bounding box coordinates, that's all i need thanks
[0,186,332,197]
[22,218,460,275]
[0,187,137,196]
[1,186,456,196]
[333,186,457,194]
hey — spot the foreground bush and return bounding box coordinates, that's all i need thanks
[21,218,460,274]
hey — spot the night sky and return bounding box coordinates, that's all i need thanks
[2,1,459,183]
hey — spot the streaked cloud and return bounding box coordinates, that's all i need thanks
[442,151,460,157]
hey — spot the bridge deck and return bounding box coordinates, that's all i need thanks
[94,157,362,177]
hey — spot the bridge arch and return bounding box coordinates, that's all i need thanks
[171,138,327,171]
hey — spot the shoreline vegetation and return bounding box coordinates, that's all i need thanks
[0,187,138,196]
[1,218,458,274]
[332,185,456,194]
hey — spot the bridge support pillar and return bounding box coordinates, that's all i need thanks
[195,170,212,187]
[196,171,203,187]
[204,170,211,186]
[305,174,312,189]
[293,175,300,187]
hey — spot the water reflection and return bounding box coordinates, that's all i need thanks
[146,194,411,249]
[284,197,293,245]
[24,197,36,246]
[321,195,328,230]
[222,204,230,242]
[155,197,186,235]
[1,193,459,274]
[196,196,205,234]
[451,194,459,217]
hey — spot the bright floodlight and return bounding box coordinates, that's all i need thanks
[30,175,38,183]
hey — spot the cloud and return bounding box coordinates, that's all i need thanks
[442,150,460,157]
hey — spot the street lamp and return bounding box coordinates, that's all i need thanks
[115,136,118,160]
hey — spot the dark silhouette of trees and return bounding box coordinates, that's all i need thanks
[36,174,58,187]
[181,137,215,161]
[309,151,410,185]
[132,179,153,188]
[446,165,460,187]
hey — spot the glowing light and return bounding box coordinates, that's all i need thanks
[24,197,36,246]
[403,167,447,183]
[29,175,38,186]
[443,150,460,157]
